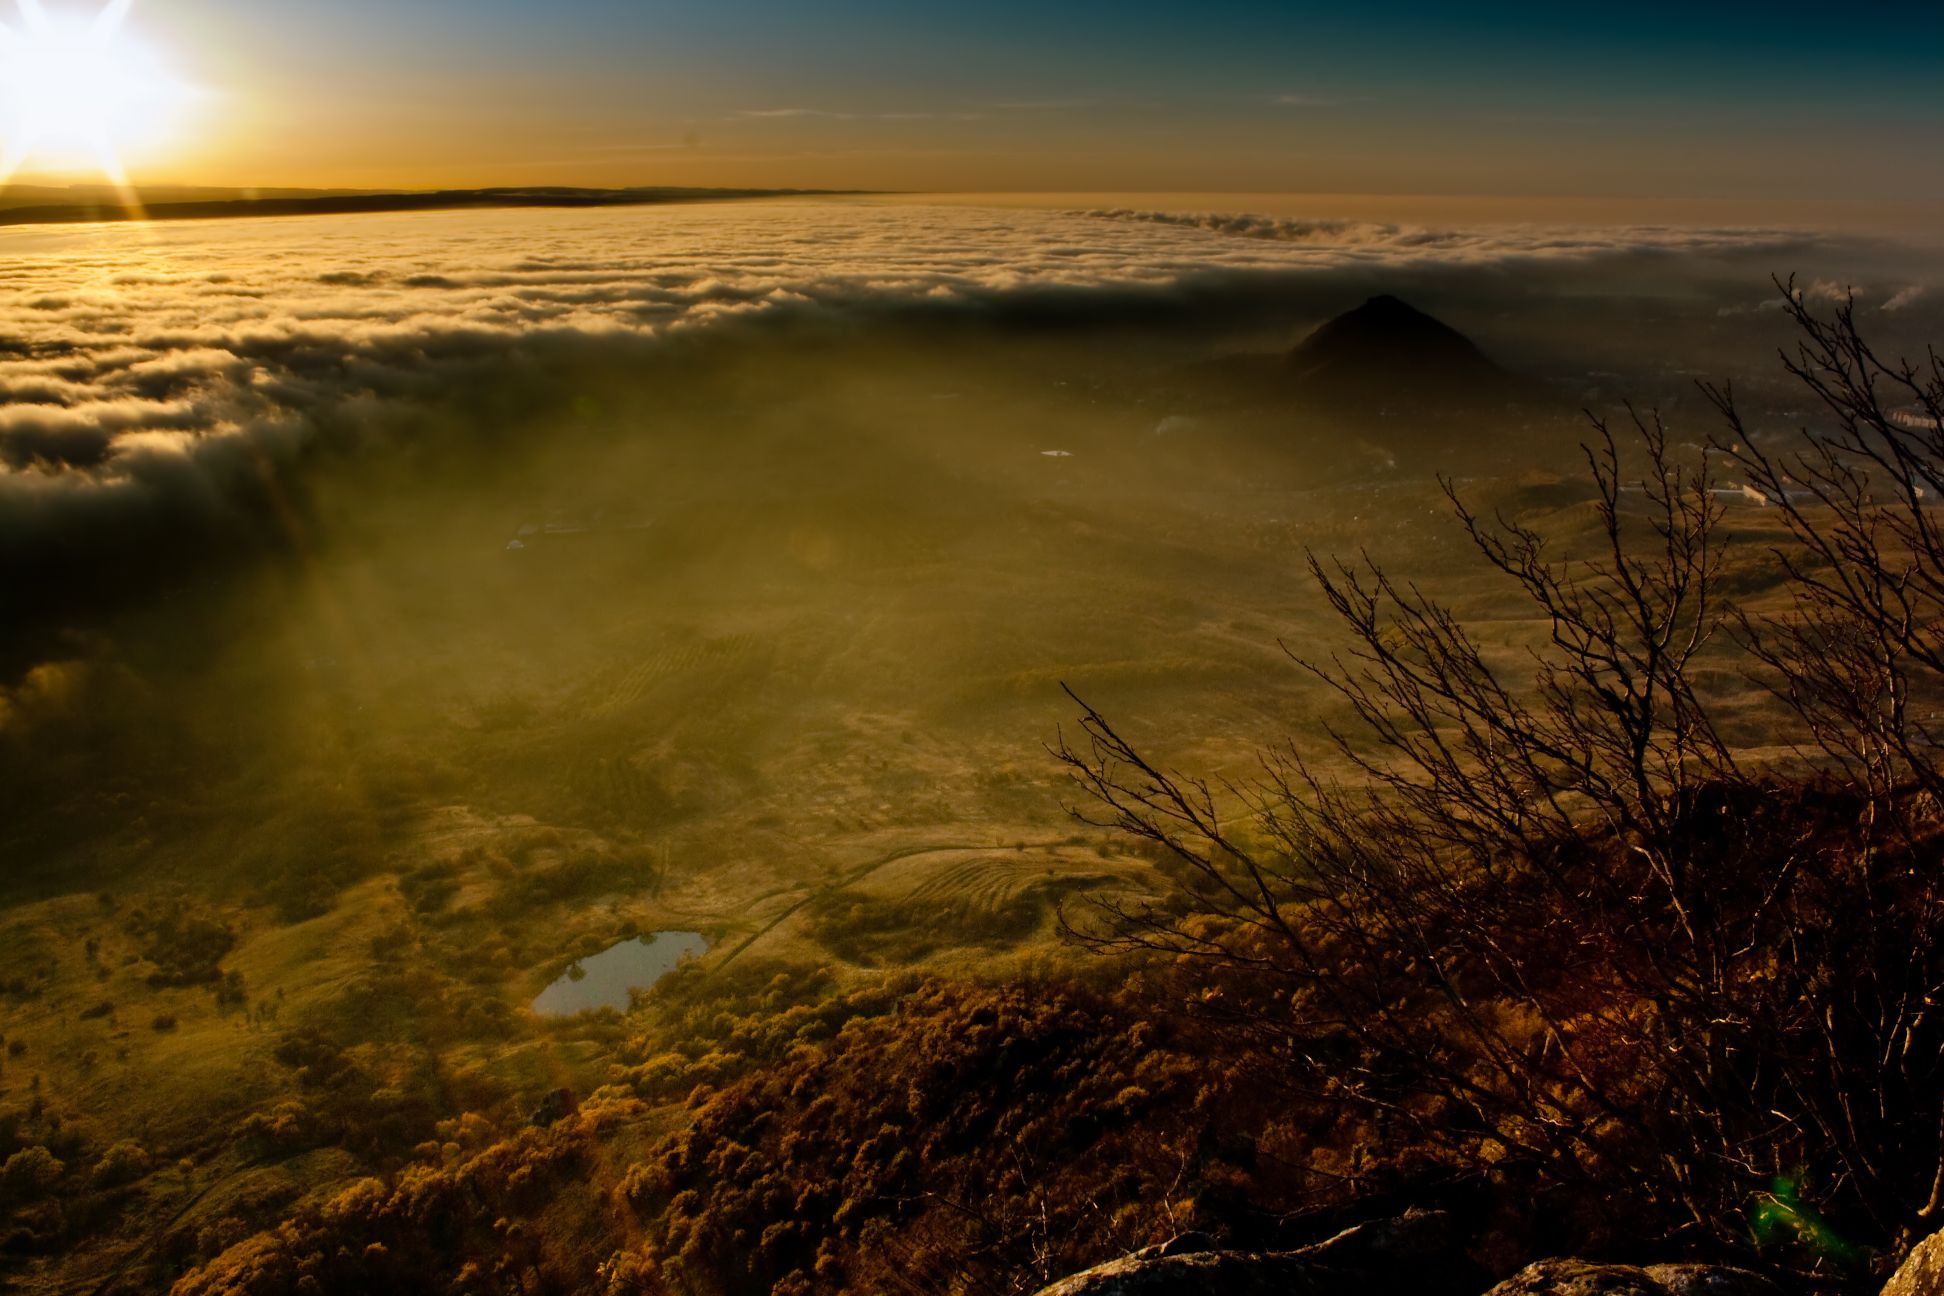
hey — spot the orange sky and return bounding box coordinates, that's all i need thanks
[3,0,1940,203]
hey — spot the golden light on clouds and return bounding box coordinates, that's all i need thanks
[0,0,193,193]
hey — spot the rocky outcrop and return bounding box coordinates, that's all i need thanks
[1030,1208,1472,1296]
[1027,1247,1342,1296]
[1484,1258,1783,1296]
[1031,1217,1789,1296]
[1884,1230,1944,1296]
[1644,1264,1787,1296]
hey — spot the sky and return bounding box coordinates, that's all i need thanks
[5,0,1944,198]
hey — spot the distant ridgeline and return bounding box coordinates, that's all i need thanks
[0,185,866,226]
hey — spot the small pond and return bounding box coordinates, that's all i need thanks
[530,931,708,1017]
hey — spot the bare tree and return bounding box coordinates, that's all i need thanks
[1056,290,1944,1271]
[1709,279,1944,1236]
[1712,276,1944,808]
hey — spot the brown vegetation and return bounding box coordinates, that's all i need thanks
[170,975,1274,1296]
[620,980,1219,1296]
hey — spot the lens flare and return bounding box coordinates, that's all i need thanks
[0,0,191,200]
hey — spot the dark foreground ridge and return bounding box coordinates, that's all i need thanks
[1031,1208,1944,1296]
[0,184,870,226]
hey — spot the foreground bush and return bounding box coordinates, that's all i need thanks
[621,980,1225,1296]
[170,979,1266,1296]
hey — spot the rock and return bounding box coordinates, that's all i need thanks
[1486,1259,1668,1296]
[1028,1248,1336,1296]
[1031,1218,1786,1296]
[1884,1230,1944,1296]
[1029,1209,1463,1296]
[1642,1263,1783,1296]
[1486,1258,1783,1296]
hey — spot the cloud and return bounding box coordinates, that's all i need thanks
[1080,208,1808,265]
[0,656,92,731]
[0,199,1846,644]
[1884,284,1928,311]
[0,398,209,469]
[1268,92,1358,107]
[1799,278,1853,303]
[734,107,982,122]
[735,107,848,119]
[989,98,1097,111]
[1720,278,1884,314]
[0,204,1822,458]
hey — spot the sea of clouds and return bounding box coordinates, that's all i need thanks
[0,198,1924,634]
[0,202,1829,477]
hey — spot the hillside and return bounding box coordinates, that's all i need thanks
[1283,294,1523,411]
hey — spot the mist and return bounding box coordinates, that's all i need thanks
[3,198,1940,892]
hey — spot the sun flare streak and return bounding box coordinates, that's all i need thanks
[0,0,190,206]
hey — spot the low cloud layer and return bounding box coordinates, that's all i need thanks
[1080,208,1809,263]
[0,201,1823,477]
[0,198,1916,642]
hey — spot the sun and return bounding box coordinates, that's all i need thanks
[0,0,191,194]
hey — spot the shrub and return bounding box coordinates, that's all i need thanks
[630,980,1220,1296]
[132,904,235,987]
[91,1140,149,1188]
[1,1146,64,1200]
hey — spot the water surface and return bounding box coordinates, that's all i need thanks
[531,931,707,1017]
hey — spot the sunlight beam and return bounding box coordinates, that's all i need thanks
[0,0,188,199]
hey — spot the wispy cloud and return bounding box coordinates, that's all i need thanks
[734,107,981,122]
[736,107,852,120]
[1084,208,1804,263]
[988,98,1097,111]
[1268,92,1359,108]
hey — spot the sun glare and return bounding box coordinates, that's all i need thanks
[0,0,191,193]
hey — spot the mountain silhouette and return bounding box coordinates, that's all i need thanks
[1284,295,1516,410]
